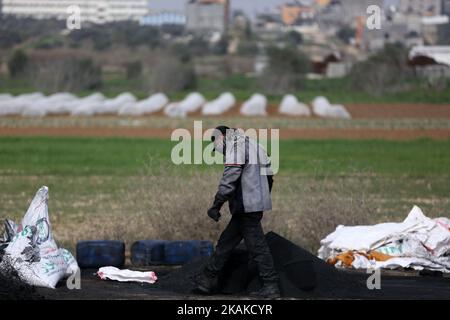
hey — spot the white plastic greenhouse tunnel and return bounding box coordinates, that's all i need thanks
[279,94,311,117]
[202,92,236,115]
[312,96,351,119]
[0,92,45,116]
[240,93,268,116]
[71,93,107,116]
[118,93,169,116]
[164,102,186,118]
[94,92,137,115]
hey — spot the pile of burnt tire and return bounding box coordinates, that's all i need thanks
[155,232,369,299]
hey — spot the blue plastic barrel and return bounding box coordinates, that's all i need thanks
[191,240,214,257]
[130,240,168,266]
[164,241,197,265]
[76,240,125,269]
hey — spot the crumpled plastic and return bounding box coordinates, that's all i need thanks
[97,266,157,284]
[319,206,450,273]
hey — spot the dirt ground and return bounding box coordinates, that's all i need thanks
[36,268,450,300]
[1,126,450,140]
[0,103,450,139]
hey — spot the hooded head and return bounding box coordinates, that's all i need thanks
[211,125,230,154]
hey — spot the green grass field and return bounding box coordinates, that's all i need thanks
[1,137,450,176]
[0,136,449,252]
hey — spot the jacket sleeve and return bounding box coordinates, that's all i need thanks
[212,164,243,209]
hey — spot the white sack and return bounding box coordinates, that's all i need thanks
[0,186,79,288]
[319,206,450,273]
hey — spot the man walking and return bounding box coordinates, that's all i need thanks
[193,126,280,299]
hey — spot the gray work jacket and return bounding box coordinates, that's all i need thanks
[215,130,273,214]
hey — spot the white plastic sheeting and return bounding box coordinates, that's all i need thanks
[240,93,267,116]
[70,93,106,116]
[97,266,157,284]
[0,186,79,288]
[0,94,13,101]
[312,96,351,119]
[319,206,450,273]
[22,92,78,117]
[202,92,236,115]
[0,92,46,116]
[95,92,137,115]
[178,92,205,113]
[279,95,311,117]
[162,92,205,118]
[164,103,186,118]
[118,93,169,116]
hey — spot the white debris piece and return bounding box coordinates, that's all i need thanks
[240,93,267,116]
[0,186,79,288]
[312,96,351,119]
[279,95,311,116]
[178,92,205,113]
[318,206,450,273]
[202,92,236,115]
[97,266,157,284]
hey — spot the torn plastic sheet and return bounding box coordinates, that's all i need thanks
[97,266,158,284]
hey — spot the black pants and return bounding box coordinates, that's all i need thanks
[205,212,279,283]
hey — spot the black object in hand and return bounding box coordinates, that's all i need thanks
[207,207,221,222]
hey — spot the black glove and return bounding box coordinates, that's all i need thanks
[207,207,221,222]
[207,193,227,222]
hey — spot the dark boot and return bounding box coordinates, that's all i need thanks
[250,282,281,299]
[192,272,219,294]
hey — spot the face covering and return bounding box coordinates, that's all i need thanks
[214,139,225,154]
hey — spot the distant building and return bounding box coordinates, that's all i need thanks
[398,0,442,16]
[318,0,384,27]
[186,0,229,34]
[1,0,149,23]
[315,0,331,7]
[409,45,450,78]
[280,3,315,26]
[443,0,450,14]
[140,11,186,26]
